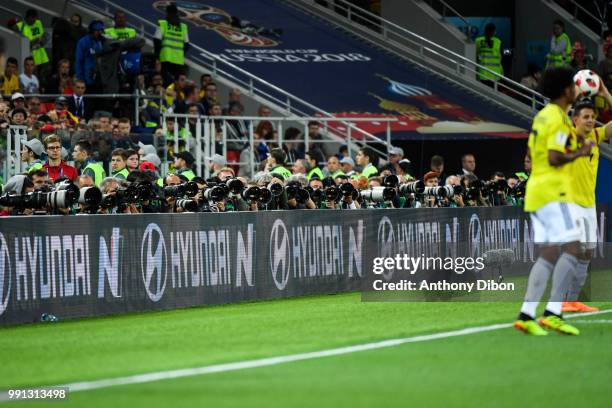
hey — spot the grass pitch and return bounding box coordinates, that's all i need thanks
[1,293,611,407]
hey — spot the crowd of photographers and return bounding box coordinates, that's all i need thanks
[0,132,529,215]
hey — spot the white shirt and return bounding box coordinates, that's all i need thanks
[19,73,39,94]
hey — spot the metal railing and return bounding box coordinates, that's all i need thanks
[426,0,472,31]
[66,0,394,160]
[553,0,607,37]
[294,0,548,113]
[161,114,397,179]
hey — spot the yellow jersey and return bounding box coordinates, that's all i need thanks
[524,103,578,212]
[569,126,608,208]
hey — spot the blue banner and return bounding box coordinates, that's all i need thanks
[102,0,529,140]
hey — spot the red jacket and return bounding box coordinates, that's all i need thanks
[44,161,78,182]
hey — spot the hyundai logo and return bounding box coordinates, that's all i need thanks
[141,223,167,302]
[270,219,290,290]
[0,233,11,316]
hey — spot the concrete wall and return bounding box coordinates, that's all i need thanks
[381,0,475,62]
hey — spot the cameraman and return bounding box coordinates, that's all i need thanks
[488,171,509,206]
[422,171,440,208]
[285,174,316,210]
[0,174,35,216]
[99,177,139,214]
[444,175,464,208]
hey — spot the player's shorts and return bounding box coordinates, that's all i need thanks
[570,205,598,250]
[530,201,582,245]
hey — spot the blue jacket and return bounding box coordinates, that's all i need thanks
[75,34,104,86]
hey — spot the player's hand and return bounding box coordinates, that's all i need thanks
[578,139,596,156]
[598,77,611,98]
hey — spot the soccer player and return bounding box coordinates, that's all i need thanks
[562,88,612,312]
[514,67,594,336]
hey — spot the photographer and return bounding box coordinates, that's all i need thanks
[461,174,491,207]
[285,174,316,210]
[99,177,139,214]
[0,175,35,216]
[422,171,440,208]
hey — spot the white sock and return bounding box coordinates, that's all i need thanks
[567,260,590,301]
[546,252,578,316]
[520,257,554,318]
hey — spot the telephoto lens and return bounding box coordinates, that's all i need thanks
[78,186,102,206]
[359,186,396,202]
[100,194,117,209]
[398,180,424,195]
[383,175,399,188]
[176,198,198,212]
[307,187,324,203]
[324,186,340,202]
[268,182,283,196]
[183,181,199,197]
[203,185,227,202]
[226,178,245,195]
[241,186,261,202]
[257,188,273,204]
[340,182,355,197]
[162,184,185,198]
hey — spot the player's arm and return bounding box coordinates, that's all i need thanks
[547,124,594,166]
[597,81,612,142]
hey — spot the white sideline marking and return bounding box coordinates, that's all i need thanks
[570,319,612,324]
[1,309,611,400]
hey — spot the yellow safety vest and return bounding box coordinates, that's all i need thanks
[16,20,49,65]
[475,36,503,81]
[158,20,187,65]
[104,27,136,40]
[83,162,106,187]
[546,32,571,69]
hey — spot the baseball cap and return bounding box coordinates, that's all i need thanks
[41,124,55,133]
[22,138,44,156]
[141,153,161,168]
[137,142,156,156]
[89,20,104,32]
[55,96,68,106]
[175,151,195,166]
[11,92,25,101]
[389,146,404,156]
[206,153,227,167]
[340,157,355,167]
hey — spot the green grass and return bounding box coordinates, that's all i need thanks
[1,293,611,407]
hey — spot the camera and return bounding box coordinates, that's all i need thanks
[359,187,396,202]
[176,198,198,212]
[163,181,199,198]
[398,180,424,196]
[285,184,310,204]
[225,178,245,195]
[203,185,227,202]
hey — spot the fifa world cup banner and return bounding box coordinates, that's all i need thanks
[0,206,609,325]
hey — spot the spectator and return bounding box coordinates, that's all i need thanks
[460,153,477,178]
[292,158,310,176]
[72,140,106,186]
[67,80,93,120]
[283,127,303,163]
[10,108,27,126]
[520,64,542,90]
[197,73,213,99]
[570,41,590,71]
[225,88,242,113]
[125,148,139,173]
[475,23,503,85]
[11,92,27,113]
[1,57,20,96]
[397,159,413,181]
[42,134,78,182]
[226,102,248,164]
[70,14,88,41]
[19,57,39,94]
[326,155,345,178]
[356,147,379,178]
[154,3,189,80]
[47,59,72,94]
[258,104,272,117]
[207,153,227,176]
[165,73,186,106]
[305,150,325,180]
[75,20,105,88]
[21,138,45,172]
[597,37,612,96]
[173,151,196,180]
[110,148,129,179]
[201,82,218,113]
[380,146,404,175]
[266,147,292,179]
[104,11,137,40]
[430,155,447,186]
[14,9,49,67]
[340,156,356,177]
[545,20,571,69]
